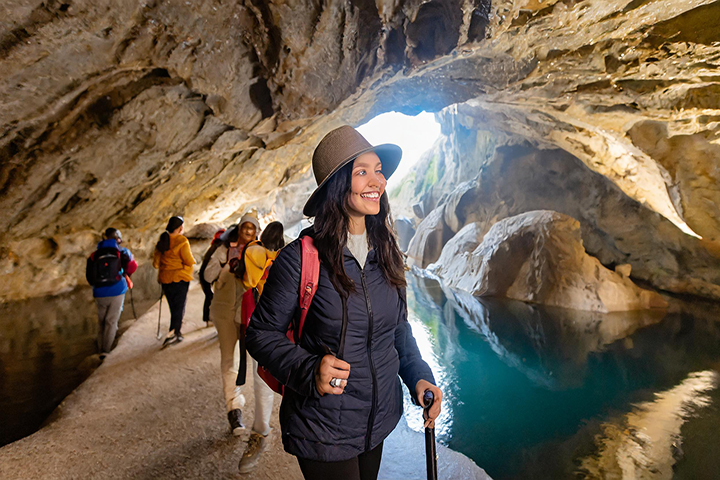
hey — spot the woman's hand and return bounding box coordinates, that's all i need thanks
[315,355,350,396]
[416,380,442,429]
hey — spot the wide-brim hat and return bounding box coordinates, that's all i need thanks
[303,125,402,217]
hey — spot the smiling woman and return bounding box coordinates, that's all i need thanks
[246,125,442,480]
[347,153,386,233]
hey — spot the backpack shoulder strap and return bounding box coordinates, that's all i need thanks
[297,236,320,340]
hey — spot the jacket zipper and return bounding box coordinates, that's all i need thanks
[360,270,378,451]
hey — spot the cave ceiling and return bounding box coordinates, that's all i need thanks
[1,0,719,302]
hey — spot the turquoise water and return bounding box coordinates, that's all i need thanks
[404,273,720,479]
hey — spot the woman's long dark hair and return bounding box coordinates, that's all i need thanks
[155,216,184,253]
[261,221,285,251]
[313,162,405,296]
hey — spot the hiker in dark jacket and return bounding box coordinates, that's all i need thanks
[89,228,137,357]
[246,126,442,480]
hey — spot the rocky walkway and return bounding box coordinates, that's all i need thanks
[0,284,489,479]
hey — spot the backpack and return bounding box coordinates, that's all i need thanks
[257,236,320,395]
[199,229,227,288]
[232,239,262,281]
[86,246,122,287]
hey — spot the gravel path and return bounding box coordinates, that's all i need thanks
[0,283,489,480]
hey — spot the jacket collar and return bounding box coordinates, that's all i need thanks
[343,245,377,264]
[97,239,119,249]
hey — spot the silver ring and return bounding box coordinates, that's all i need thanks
[330,378,342,388]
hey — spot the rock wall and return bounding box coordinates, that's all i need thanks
[1,0,719,308]
[406,124,720,300]
[0,0,491,302]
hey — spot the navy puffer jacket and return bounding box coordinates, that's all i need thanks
[246,233,435,462]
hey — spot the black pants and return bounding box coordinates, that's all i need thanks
[200,280,213,323]
[297,442,383,480]
[162,281,189,334]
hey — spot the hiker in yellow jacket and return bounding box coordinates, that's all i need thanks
[237,221,285,474]
[153,216,196,346]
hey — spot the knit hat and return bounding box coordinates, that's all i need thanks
[302,125,402,217]
[238,213,260,231]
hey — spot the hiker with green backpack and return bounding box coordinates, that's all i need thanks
[246,126,443,480]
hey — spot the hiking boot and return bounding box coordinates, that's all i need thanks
[228,409,244,436]
[162,332,177,347]
[238,431,270,473]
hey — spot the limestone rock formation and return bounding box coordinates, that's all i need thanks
[393,216,415,252]
[430,210,668,312]
[406,136,720,300]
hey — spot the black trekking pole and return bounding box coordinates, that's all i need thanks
[156,289,164,340]
[129,288,138,320]
[423,390,438,480]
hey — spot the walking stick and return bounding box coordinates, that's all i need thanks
[156,289,164,340]
[423,390,438,480]
[129,288,138,320]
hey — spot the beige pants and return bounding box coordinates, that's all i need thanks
[214,315,274,434]
[214,313,246,412]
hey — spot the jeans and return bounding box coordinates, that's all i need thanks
[95,294,125,353]
[297,442,384,480]
[162,281,189,335]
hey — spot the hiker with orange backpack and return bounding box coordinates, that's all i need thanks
[246,126,442,480]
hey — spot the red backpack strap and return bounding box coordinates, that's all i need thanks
[297,236,320,340]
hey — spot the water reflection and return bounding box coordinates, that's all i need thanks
[0,287,98,446]
[579,370,717,479]
[404,272,720,480]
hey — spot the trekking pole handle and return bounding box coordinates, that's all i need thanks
[423,390,434,414]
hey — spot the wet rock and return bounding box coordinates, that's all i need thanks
[412,202,425,219]
[406,205,454,268]
[393,216,416,252]
[431,211,668,312]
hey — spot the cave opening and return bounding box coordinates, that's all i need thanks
[356,111,441,192]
